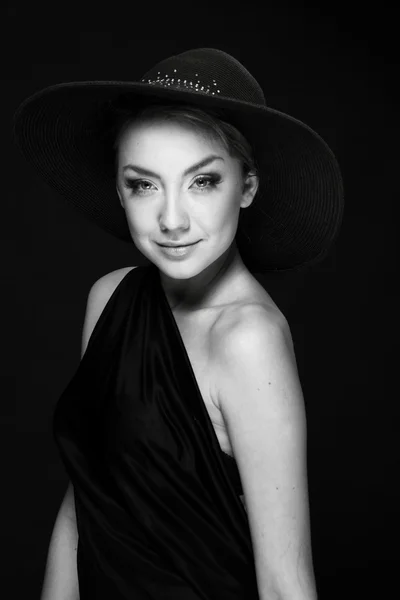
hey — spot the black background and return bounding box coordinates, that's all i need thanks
[8,1,398,598]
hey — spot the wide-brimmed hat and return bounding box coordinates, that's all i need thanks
[13,47,344,272]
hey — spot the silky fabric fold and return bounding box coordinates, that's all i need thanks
[53,264,260,599]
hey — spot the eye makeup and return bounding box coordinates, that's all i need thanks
[123,172,223,196]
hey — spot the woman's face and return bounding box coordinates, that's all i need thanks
[116,118,257,280]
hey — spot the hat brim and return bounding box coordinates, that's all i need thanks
[14,81,344,271]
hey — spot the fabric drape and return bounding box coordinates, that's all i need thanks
[53,264,259,599]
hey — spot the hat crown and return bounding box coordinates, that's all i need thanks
[141,48,266,105]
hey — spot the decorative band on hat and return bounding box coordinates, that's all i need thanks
[141,69,221,95]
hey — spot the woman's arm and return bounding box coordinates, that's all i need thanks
[40,482,79,600]
[214,305,318,600]
[40,267,137,598]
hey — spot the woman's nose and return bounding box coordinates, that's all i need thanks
[159,193,190,231]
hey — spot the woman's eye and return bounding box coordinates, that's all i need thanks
[192,174,221,191]
[123,174,221,196]
[124,179,155,195]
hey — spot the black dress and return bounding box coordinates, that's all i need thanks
[53,264,260,599]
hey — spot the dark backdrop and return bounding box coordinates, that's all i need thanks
[8,2,398,598]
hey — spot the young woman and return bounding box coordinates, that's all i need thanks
[14,48,344,600]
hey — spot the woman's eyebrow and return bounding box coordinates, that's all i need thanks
[122,154,225,179]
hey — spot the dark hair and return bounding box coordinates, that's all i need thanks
[110,101,259,183]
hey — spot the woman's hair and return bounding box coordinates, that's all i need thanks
[110,100,259,182]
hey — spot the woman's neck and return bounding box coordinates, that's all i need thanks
[159,241,247,313]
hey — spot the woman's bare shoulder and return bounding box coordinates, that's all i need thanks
[87,265,138,322]
[210,280,292,372]
[81,266,137,357]
[92,265,138,292]
[214,273,287,337]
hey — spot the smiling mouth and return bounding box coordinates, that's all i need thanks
[158,241,199,247]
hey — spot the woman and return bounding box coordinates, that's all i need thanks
[14,48,343,600]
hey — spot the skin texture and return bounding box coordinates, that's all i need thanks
[213,308,318,600]
[115,118,259,311]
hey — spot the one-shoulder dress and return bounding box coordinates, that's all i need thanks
[53,263,260,599]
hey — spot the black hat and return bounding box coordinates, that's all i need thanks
[13,47,344,272]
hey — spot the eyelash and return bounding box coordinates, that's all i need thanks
[124,173,222,196]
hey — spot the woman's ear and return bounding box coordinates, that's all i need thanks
[241,173,259,208]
